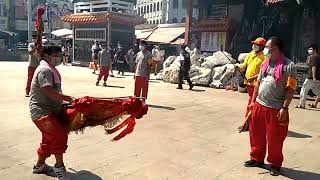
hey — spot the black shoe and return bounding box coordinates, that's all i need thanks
[244,160,264,167]
[25,94,30,97]
[189,84,194,90]
[110,75,114,77]
[96,81,99,86]
[103,82,107,87]
[177,87,182,89]
[269,166,281,176]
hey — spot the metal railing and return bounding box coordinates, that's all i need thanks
[74,0,134,14]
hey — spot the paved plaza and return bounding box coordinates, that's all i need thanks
[0,62,320,180]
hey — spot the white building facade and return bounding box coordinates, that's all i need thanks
[135,0,199,24]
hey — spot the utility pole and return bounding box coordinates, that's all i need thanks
[184,0,193,46]
[27,0,32,43]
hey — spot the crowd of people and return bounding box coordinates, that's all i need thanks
[24,35,320,179]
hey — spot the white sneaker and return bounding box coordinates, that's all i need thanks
[53,166,70,180]
[32,163,53,174]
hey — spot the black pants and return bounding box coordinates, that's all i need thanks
[117,63,126,74]
[178,69,193,88]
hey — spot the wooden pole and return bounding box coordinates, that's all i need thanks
[184,0,193,46]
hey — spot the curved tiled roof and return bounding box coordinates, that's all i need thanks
[61,12,145,25]
[265,0,285,4]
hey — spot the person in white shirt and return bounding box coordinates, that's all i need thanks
[91,41,101,74]
[152,45,162,76]
[25,38,40,97]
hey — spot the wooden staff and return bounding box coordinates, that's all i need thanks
[220,46,247,80]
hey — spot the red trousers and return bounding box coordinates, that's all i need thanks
[249,102,288,167]
[26,66,36,95]
[34,115,68,158]
[97,65,110,81]
[134,76,149,99]
[245,85,255,117]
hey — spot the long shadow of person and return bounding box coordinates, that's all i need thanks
[259,165,320,179]
[69,169,103,180]
[287,131,312,138]
[103,85,125,88]
[148,104,176,111]
[281,167,320,180]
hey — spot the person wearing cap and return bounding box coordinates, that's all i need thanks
[238,37,266,131]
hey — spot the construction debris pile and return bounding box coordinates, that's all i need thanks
[157,48,248,90]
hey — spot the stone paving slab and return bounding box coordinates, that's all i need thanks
[0,62,319,180]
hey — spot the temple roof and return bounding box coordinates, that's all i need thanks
[265,0,285,4]
[61,12,145,25]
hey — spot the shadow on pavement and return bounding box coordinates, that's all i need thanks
[111,76,126,79]
[178,88,206,92]
[281,167,320,180]
[288,131,312,138]
[258,165,320,179]
[305,108,320,112]
[149,80,161,83]
[148,104,176,111]
[190,89,206,92]
[103,85,125,88]
[69,169,102,180]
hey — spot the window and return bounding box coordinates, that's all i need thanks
[150,4,152,12]
[0,0,7,16]
[153,20,156,24]
[181,17,186,23]
[193,0,199,7]
[182,0,187,9]
[154,3,156,12]
[144,6,146,14]
[157,2,160,11]
[172,17,178,23]
[137,7,140,15]
[75,28,106,41]
[0,19,6,30]
[140,7,143,14]
[156,19,159,24]
[161,2,163,10]
[173,0,178,9]
[147,5,149,13]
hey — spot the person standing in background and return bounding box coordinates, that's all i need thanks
[128,48,136,72]
[25,38,40,97]
[134,41,153,102]
[177,44,194,90]
[114,46,128,76]
[62,46,70,65]
[238,37,266,131]
[91,41,101,74]
[96,44,112,86]
[108,45,115,77]
[152,45,162,76]
[297,44,320,109]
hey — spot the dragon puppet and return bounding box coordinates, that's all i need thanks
[60,96,148,141]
